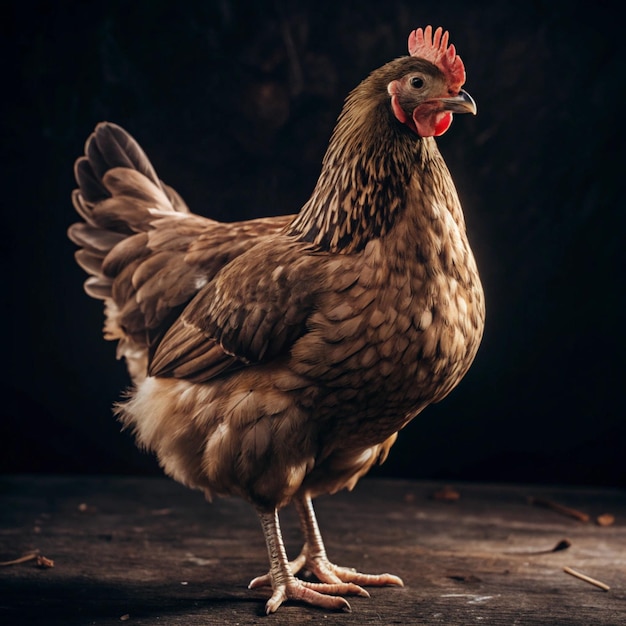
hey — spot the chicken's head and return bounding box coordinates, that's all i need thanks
[387,26,476,137]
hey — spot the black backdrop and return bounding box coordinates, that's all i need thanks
[3,0,624,487]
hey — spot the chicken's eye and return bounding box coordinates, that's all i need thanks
[410,76,425,89]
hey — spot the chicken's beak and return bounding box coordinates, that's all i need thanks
[439,90,477,115]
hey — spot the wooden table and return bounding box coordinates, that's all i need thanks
[1,476,624,625]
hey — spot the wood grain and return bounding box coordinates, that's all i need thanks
[0,477,624,625]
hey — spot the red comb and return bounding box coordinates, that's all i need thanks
[407,26,466,92]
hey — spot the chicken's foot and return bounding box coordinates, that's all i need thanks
[293,494,404,587]
[255,508,365,613]
[250,494,403,607]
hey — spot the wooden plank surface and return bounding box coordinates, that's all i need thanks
[0,476,624,625]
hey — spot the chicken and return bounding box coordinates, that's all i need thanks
[68,26,484,613]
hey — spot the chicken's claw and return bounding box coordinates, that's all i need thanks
[250,558,369,613]
[249,549,402,598]
[264,578,354,614]
[287,495,405,589]
[256,509,368,612]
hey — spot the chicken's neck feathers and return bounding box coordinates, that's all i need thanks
[286,88,463,256]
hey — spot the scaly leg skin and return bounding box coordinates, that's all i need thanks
[255,508,366,613]
[249,494,403,609]
[292,494,404,588]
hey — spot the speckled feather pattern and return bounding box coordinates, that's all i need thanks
[68,55,484,514]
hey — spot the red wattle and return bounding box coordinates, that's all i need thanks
[433,112,453,136]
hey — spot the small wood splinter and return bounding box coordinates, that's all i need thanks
[0,552,40,567]
[0,551,54,569]
[528,497,590,522]
[563,566,610,591]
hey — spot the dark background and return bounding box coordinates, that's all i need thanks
[3,0,624,487]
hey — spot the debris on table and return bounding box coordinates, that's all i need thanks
[0,552,40,567]
[432,485,461,502]
[527,496,590,522]
[563,566,610,592]
[0,551,54,569]
[595,513,615,527]
[505,538,572,555]
[36,555,54,569]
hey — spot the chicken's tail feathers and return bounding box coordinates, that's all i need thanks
[66,122,291,384]
[70,121,189,228]
[67,123,195,383]
[68,122,189,300]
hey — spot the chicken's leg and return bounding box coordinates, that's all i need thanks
[250,495,403,610]
[255,508,366,613]
[292,494,404,587]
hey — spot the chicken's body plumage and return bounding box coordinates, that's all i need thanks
[68,27,484,613]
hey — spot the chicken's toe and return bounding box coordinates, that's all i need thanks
[256,508,365,613]
[319,561,404,587]
[264,578,355,614]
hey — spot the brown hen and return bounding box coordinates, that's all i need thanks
[68,26,484,613]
